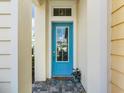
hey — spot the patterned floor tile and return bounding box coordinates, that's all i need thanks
[32,79,86,93]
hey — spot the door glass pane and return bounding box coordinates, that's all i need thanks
[56,26,69,62]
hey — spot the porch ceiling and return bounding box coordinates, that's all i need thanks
[33,0,74,6]
[33,0,44,6]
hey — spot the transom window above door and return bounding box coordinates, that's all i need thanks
[53,8,72,16]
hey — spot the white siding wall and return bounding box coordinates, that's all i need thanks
[0,0,18,93]
[87,0,108,93]
[77,0,87,90]
[35,1,47,81]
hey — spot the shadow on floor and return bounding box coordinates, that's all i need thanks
[32,78,86,93]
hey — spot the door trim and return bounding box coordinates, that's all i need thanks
[47,20,77,78]
[47,0,77,79]
[51,22,73,77]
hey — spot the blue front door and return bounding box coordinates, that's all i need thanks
[52,22,73,77]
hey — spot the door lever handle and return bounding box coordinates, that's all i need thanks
[52,51,56,54]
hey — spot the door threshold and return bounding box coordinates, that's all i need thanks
[52,77,72,80]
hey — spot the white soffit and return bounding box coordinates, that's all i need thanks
[33,0,45,6]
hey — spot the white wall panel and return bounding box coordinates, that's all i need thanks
[0,0,18,93]
[77,0,87,90]
[0,15,11,27]
[87,0,108,93]
[0,83,11,93]
[0,69,11,81]
[0,56,11,68]
[0,29,11,40]
[35,1,46,81]
[0,42,11,54]
[0,2,11,13]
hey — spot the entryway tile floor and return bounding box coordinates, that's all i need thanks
[32,78,86,93]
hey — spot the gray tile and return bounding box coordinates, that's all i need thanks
[32,79,85,93]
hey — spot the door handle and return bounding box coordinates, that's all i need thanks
[52,51,56,54]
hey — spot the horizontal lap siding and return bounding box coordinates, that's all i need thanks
[112,40,124,55]
[0,0,18,93]
[112,24,124,40]
[112,0,124,13]
[0,15,11,27]
[111,0,124,92]
[0,83,11,93]
[0,29,12,40]
[112,84,124,93]
[112,55,124,74]
[0,42,12,54]
[0,56,11,68]
[112,6,124,26]
[112,70,124,90]
[0,2,11,14]
[0,69,11,82]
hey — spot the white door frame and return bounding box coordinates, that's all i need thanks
[47,0,77,78]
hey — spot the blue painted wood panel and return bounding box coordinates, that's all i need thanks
[52,22,73,77]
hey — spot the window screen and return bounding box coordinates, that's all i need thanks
[53,8,72,16]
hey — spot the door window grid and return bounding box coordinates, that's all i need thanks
[56,26,69,62]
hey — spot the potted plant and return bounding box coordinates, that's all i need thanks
[72,68,81,82]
